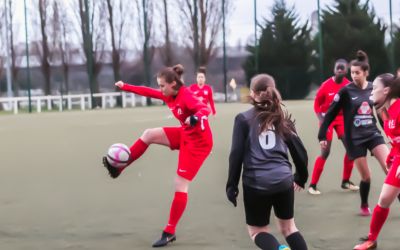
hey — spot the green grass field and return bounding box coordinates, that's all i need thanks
[0,101,399,250]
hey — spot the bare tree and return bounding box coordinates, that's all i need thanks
[178,0,233,68]
[159,0,174,66]
[7,0,20,96]
[0,3,5,82]
[37,0,52,95]
[52,0,73,94]
[77,0,107,101]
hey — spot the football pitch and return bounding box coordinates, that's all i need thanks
[1,101,399,250]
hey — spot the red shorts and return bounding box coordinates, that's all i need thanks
[384,157,400,188]
[323,122,345,141]
[163,126,213,181]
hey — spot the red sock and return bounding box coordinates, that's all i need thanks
[310,157,326,185]
[164,192,188,234]
[368,205,389,241]
[342,154,354,181]
[128,139,148,165]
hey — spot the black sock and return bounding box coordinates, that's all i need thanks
[309,184,316,189]
[359,181,370,206]
[397,193,400,203]
[286,231,308,250]
[254,232,280,250]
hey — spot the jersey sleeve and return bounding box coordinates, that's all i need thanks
[207,86,216,115]
[185,90,211,118]
[314,85,325,114]
[226,114,248,190]
[120,83,167,101]
[318,88,345,141]
[285,131,309,188]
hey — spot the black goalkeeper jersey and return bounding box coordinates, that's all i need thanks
[318,82,382,146]
[227,108,308,194]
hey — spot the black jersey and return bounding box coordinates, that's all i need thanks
[318,82,382,146]
[227,108,308,194]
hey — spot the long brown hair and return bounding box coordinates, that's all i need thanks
[250,74,295,138]
[157,64,184,90]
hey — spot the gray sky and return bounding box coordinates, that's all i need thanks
[228,0,400,46]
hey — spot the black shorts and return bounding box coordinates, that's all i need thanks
[345,136,385,160]
[243,185,294,227]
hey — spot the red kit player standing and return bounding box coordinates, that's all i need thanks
[309,59,358,195]
[189,67,216,116]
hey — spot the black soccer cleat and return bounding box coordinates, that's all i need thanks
[152,231,176,248]
[102,156,121,179]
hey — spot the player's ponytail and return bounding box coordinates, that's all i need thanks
[157,64,184,90]
[250,74,295,139]
[350,50,370,72]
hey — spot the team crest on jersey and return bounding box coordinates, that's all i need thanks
[204,90,208,95]
[333,94,340,102]
[358,102,371,115]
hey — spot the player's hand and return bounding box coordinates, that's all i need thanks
[320,140,328,149]
[115,81,124,88]
[226,186,238,207]
[293,182,303,192]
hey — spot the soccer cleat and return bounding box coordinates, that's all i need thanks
[278,244,291,250]
[341,180,360,191]
[308,186,321,195]
[102,156,121,179]
[353,240,377,250]
[359,206,371,216]
[152,231,176,248]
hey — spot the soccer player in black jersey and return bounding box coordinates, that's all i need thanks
[318,50,389,216]
[226,74,309,250]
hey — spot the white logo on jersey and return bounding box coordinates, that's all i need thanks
[177,108,183,115]
[351,97,358,100]
[333,94,340,102]
[389,119,396,129]
[259,130,276,150]
[328,92,335,96]
[204,90,208,95]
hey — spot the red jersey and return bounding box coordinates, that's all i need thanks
[121,84,211,130]
[384,99,400,156]
[314,77,350,123]
[189,84,216,115]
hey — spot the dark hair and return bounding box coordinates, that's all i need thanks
[157,64,184,90]
[249,74,295,138]
[197,66,206,75]
[377,73,400,103]
[350,50,369,72]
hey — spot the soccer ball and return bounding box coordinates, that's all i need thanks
[106,143,131,168]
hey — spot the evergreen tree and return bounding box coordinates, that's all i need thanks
[317,0,388,81]
[243,0,313,99]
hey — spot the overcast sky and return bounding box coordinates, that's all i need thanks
[228,0,400,46]
[9,0,400,47]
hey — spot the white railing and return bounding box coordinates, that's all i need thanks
[0,92,152,114]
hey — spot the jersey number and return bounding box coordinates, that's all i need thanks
[259,131,276,150]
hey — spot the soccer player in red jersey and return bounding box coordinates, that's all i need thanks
[309,59,358,195]
[102,64,213,248]
[354,73,400,250]
[189,67,216,116]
